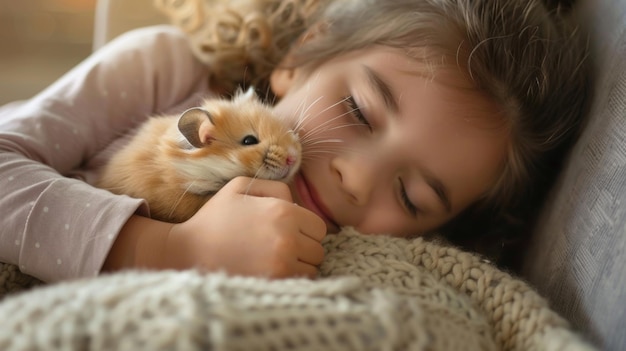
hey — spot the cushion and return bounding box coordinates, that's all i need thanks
[522,0,626,349]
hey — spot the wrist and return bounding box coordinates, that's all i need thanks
[102,215,174,272]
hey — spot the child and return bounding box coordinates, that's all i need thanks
[0,0,589,282]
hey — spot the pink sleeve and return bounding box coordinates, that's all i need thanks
[0,25,212,282]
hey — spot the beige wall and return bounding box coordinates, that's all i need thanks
[93,0,165,50]
[0,1,96,105]
[0,0,167,105]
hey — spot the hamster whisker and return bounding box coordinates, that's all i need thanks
[301,144,355,158]
[295,97,349,135]
[298,113,351,143]
[293,95,348,134]
[298,72,323,121]
[242,167,264,197]
[301,138,343,147]
[302,142,365,157]
[168,181,196,220]
[265,86,277,105]
[310,96,350,119]
[297,102,357,139]
[281,129,298,139]
[252,163,264,181]
[302,149,354,161]
[290,98,309,131]
[292,93,318,123]
[298,123,353,149]
[302,150,343,157]
[243,175,262,196]
[302,154,329,161]
[301,109,366,139]
[325,123,368,131]
[303,145,355,155]
[293,95,324,133]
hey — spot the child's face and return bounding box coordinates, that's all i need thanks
[271,46,509,237]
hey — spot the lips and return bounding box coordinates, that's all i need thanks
[295,173,340,232]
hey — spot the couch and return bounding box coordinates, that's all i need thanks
[0,0,624,350]
[521,0,626,349]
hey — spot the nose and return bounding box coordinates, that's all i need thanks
[331,153,376,206]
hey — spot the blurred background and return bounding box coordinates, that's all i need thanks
[0,0,583,107]
[0,0,96,105]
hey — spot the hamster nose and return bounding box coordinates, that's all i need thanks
[286,155,297,166]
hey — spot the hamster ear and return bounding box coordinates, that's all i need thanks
[234,86,258,102]
[177,107,215,148]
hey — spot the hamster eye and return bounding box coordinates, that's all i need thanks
[241,135,259,146]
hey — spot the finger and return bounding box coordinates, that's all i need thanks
[295,208,327,242]
[225,176,293,202]
[224,177,327,242]
[296,234,325,266]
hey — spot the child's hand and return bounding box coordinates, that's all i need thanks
[164,176,327,278]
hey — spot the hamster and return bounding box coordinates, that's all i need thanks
[97,88,301,223]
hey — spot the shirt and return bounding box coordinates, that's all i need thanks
[0,25,216,282]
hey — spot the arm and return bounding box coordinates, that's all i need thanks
[0,25,212,282]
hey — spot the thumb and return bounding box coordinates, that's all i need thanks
[223,176,294,202]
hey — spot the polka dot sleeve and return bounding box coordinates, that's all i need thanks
[0,25,212,282]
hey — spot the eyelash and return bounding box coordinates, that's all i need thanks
[345,95,417,217]
[400,180,419,217]
[345,95,372,131]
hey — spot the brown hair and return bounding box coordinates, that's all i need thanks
[154,0,325,93]
[157,0,590,266]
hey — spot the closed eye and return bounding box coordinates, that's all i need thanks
[345,95,372,131]
[399,179,419,217]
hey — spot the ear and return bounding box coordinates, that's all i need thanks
[270,24,326,98]
[177,107,215,148]
[270,66,297,98]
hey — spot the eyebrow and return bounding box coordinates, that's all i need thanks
[363,65,399,114]
[425,175,452,214]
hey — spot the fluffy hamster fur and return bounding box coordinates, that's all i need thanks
[98,88,301,223]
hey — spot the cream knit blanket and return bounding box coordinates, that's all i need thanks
[0,228,596,351]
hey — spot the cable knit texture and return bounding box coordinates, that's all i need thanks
[0,228,595,350]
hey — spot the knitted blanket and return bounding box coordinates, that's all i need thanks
[0,228,596,351]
